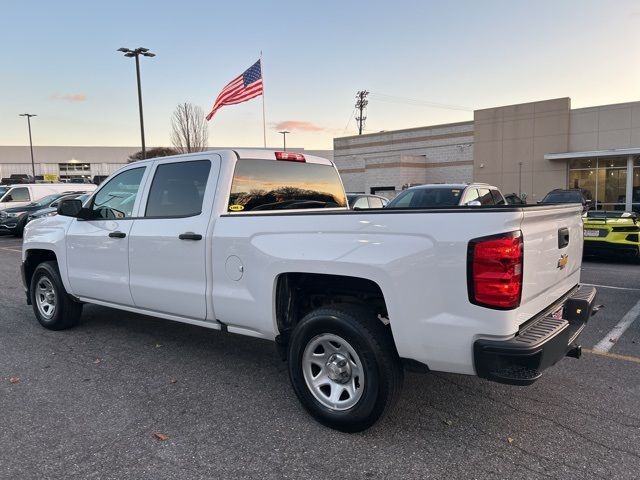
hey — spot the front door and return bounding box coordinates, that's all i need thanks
[66,166,148,305]
[128,156,220,319]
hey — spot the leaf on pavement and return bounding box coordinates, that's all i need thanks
[93,358,101,364]
[169,378,177,384]
[153,432,169,441]
[9,376,19,384]
[507,437,514,444]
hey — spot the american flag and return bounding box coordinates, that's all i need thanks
[206,60,263,121]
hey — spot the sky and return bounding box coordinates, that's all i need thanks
[2,0,640,151]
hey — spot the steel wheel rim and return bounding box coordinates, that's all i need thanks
[35,276,56,320]
[302,333,365,411]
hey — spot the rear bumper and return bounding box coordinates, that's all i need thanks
[473,285,597,385]
[583,240,639,258]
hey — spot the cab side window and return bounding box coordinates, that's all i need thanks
[477,188,495,206]
[368,196,384,208]
[463,188,480,205]
[8,187,30,202]
[145,160,211,217]
[490,189,505,205]
[90,168,145,219]
[353,197,369,209]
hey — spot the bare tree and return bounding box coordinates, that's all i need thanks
[128,147,177,162]
[171,103,209,153]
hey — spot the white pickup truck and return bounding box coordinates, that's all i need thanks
[21,150,597,432]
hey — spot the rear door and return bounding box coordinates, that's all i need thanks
[518,204,584,319]
[128,156,220,320]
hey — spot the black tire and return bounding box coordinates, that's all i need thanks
[30,261,83,330]
[15,216,27,237]
[288,304,403,432]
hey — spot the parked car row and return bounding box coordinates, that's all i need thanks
[0,192,91,237]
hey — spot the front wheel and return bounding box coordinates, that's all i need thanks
[288,305,403,432]
[30,261,83,330]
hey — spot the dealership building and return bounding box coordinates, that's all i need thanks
[334,97,640,211]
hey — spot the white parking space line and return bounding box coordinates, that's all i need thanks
[592,298,640,353]
[582,283,640,292]
[0,246,21,253]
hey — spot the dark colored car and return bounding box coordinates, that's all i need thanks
[0,191,86,237]
[539,189,590,213]
[25,193,90,229]
[346,193,389,209]
[504,193,526,205]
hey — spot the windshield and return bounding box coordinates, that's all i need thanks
[541,191,583,203]
[33,193,63,207]
[387,187,463,208]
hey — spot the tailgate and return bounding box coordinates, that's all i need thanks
[518,204,583,323]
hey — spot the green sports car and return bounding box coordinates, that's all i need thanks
[582,211,640,259]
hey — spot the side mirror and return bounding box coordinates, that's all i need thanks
[467,200,482,207]
[57,198,84,218]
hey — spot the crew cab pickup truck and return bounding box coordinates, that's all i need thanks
[21,150,597,432]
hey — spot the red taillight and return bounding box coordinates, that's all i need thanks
[468,232,523,309]
[275,151,305,162]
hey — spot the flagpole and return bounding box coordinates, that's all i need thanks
[261,51,266,148]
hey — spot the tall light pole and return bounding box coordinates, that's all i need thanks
[118,47,155,159]
[19,113,37,179]
[278,130,290,151]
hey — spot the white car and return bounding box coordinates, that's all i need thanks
[21,150,597,432]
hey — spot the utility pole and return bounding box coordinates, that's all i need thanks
[19,113,37,179]
[355,90,369,135]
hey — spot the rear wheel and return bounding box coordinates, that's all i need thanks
[30,261,83,330]
[288,305,403,432]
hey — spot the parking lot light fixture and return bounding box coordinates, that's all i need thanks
[19,113,37,179]
[279,131,290,151]
[117,47,155,159]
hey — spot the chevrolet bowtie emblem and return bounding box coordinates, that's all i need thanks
[557,254,568,270]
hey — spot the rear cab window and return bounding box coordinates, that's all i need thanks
[227,158,346,212]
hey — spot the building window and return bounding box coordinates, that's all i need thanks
[568,157,637,212]
[59,162,91,180]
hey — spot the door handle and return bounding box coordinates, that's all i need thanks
[558,228,569,249]
[109,231,126,238]
[179,232,202,241]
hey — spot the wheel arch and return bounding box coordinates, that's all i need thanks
[274,272,394,355]
[23,249,59,294]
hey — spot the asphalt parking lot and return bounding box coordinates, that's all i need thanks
[0,234,638,480]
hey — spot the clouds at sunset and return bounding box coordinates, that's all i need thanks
[50,93,87,102]
[273,120,325,132]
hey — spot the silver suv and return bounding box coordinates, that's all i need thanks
[386,183,505,208]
